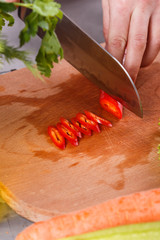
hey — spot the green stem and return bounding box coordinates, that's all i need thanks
[13,3,33,9]
[59,222,160,240]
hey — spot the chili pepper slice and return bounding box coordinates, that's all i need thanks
[48,126,66,150]
[57,122,78,146]
[76,113,100,133]
[71,117,92,136]
[99,90,123,119]
[84,110,112,127]
[60,117,82,138]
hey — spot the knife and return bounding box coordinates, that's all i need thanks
[19,9,143,118]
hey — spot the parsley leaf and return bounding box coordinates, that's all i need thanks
[0,37,44,80]
[0,2,16,12]
[1,11,15,26]
[36,31,63,77]
[0,0,63,79]
[33,0,61,17]
[19,11,39,46]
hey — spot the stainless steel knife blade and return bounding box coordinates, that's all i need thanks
[55,13,143,118]
[19,9,143,117]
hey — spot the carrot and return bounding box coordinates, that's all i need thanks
[16,188,160,240]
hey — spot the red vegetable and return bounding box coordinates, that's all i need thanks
[84,111,112,128]
[48,126,65,150]
[76,113,100,133]
[60,117,82,138]
[57,123,78,146]
[99,90,123,119]
[71,117,92,136]
[16,188,160,240]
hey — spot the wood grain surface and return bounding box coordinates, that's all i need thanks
[0,55,160,222]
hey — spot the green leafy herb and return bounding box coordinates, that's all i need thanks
[0,2,15,31]
[0,2,16,12]
[0,36,43,80]
[0,0,63,78]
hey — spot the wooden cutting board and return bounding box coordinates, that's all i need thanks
[0,55,160,223]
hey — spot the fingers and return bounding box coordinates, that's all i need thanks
[123,4,151,81]
[102,0,109,45]
[106,1,131,63]
[102,0,160,82]
[141,6,160,67]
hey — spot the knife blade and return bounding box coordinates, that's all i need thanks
[55,13,143,118]
[19,9,143,118]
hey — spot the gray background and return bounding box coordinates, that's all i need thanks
[0,1,104,239]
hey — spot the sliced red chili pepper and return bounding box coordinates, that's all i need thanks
[71,117,92,136]
[99,90,123,119]
[57,122,78,146]
[76,113,100,133]
[60,117,82,138]
[48,126,65,150]
[84,110,112,127]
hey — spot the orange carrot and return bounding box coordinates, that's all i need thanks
[16,188,160,240]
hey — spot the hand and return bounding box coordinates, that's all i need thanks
[102,0,160,82]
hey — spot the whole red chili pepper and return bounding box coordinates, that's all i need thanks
[99,90,123,119]
[48,126,66,150]
[60,117,82,138]
[84,111,112,127]
[57,123,78,146]
[76,113,100,133]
